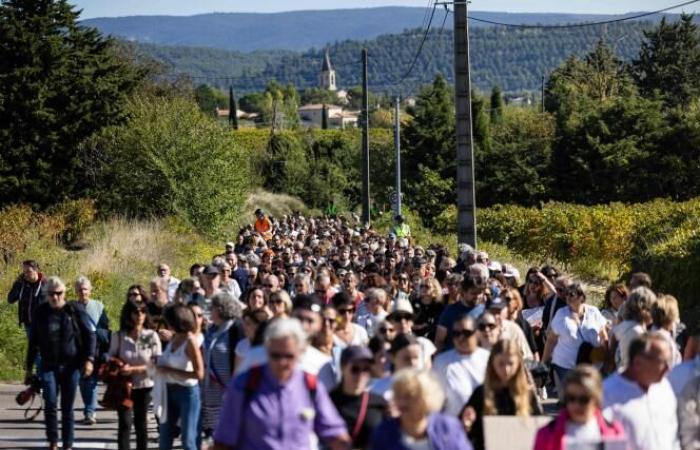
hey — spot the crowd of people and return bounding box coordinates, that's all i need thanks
[7,209,699,450]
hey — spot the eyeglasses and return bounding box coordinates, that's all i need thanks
[478,323,497,331]
[564,393,592,406]
[350,365,371,375]
[48,291,64,297]
[452,329,475,339]
[269,352,295,361]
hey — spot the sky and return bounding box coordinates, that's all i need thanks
[73,0,699,19]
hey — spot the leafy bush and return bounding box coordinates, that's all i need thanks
[86,95,254,236]
[438,198,700,320]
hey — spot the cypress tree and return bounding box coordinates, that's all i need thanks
[490,86,504,123]
[322,104,328,129]
[229,86,239,130]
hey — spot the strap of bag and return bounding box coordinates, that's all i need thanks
[23,393,43,421]
[351,391,370,440]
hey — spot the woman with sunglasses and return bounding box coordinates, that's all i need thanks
[110,300,161,450]
[268,290,293,319]
[330,346,388,449]
[461,339,542,450]
[333,292,369,347]
[534,365,624,450]
[411,277,445,341]
[542,283,608,401]
[476,312,501,351]
[125,284,149,306]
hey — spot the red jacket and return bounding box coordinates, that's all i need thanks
[533,409,625,450]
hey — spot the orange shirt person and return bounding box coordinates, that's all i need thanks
[254,209,273,241]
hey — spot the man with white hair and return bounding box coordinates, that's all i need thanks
[157,263,179,302]
[213,318,351,450]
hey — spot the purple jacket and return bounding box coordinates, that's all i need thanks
[370,413,474,450]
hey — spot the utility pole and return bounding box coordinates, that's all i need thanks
[454,0,477,248]
[541,74,546,114]
[361,48,371,226]
[394,96,402,217]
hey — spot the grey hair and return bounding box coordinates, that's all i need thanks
[45,276,66,294]
[469,263,489,280]
[211,291,242,321]
[264,318,307,349]
[74,275,92,290]
[365,287,388,304]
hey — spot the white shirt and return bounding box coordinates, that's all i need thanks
[356,310,387,337]
[668,355,700,396]
[333,323,369,348]
[166,277,180,302]
[551,304,606,369]
[613,320,645,370]
[603,373,680,450]
[235,344,337,391]
[222,278,242,300]
[432,347,490,416]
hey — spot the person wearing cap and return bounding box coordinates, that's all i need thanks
[200,264,223,322]
[212,318,351,450]
[435,277,486,352]
[330,346,388,449]
[484,295,535,361]
[432,315,489,416]
[253,208,273,242]
[391,215,411,239]
[387,299,436,370]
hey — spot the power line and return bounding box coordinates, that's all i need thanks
[396,1,439,85]
[456,0,700,29]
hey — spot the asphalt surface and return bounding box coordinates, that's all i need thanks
[0,384,164,450]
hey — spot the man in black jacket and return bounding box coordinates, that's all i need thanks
[7,260,45,331]
[25,276,96,450]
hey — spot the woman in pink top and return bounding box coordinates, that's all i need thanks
[534,365,624,450]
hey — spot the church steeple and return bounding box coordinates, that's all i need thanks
[320,49,337,91]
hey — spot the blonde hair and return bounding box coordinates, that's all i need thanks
[424,278,444,303]
[483,339,531,417]
[270,290,293,314]
[392,369,445,415]
[652,295,679,329]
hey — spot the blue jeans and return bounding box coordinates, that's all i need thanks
[79,372,98,418]
[159,384,201,450]
[41,365,80,448]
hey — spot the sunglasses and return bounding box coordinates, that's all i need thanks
[350,365,371,375]
[478,323,497,331]
[452,329,475,339]
[564,393,592,406]
[128,292,141,297]
[379,327,395,335]
[263,284,275,288]
[269,352,295,361]
[322,317,337,325]
[270,299,284,305]
[48,291,64,297]
[339,308,355,315]
[134,309,147,315]
[393,313,412,322]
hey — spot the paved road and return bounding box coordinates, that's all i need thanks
[0,384,166,450]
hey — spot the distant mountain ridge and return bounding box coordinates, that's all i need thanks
[124,21,654,94]
[83,7,693,52]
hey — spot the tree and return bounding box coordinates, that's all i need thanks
[403,73,455,224]
[633,14,700,108]
[0,0,141,208]
[321,104,328,130]
[490,86,504,123]
[229,86,239,130]
[194,84,226,114]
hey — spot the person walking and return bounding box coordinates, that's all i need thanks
[212,318,351,450]
[155,304,205,450]
[110,300,162,450]
[7,259,45,333]
[72,276,110,425]
[370,369,473,450]
[461,339,543,450]
[25,276,96,450]
[534,365,625,450]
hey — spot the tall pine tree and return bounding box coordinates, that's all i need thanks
[633,14,700,108]
[0,0,141,208]
[229,86,239,129]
